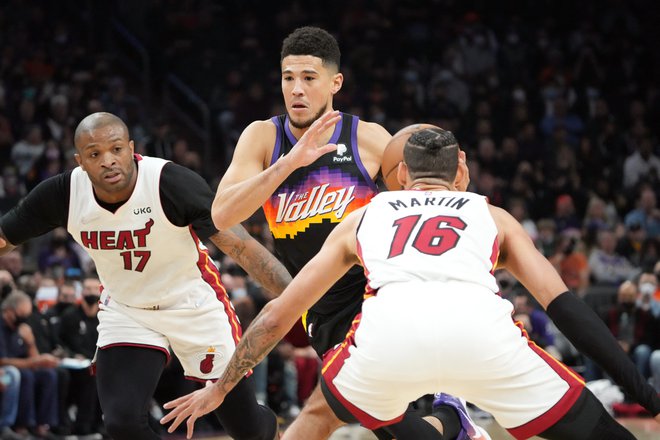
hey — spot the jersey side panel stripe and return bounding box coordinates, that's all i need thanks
[188,226,242,345]
[349,115,378,192]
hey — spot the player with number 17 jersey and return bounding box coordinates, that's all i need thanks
[68,155,223,311]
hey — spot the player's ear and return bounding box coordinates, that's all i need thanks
[129,140,135,153]
[454,150,469,190]
[74,153,84,170]
[331,72,343,95]
[396,162,409,189]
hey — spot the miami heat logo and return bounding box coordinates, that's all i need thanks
[199,346,219,374]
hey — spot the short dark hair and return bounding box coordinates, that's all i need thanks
[281,26,340,70]
[403,128,459,182]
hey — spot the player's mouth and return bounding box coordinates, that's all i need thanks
[291,102,308,112]
[104,171,122,184]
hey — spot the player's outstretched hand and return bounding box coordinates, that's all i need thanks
[161,380,226,439]
[284,110,341,169]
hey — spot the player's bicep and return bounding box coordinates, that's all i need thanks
[217,121,274,190]
[491,206,567,308]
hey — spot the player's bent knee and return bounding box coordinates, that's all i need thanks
[221,405,278,440]
[103,409,151,440]
[299,386,345,429]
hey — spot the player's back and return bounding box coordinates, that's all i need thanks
[357,190,499,294]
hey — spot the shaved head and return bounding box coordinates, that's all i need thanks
[74,112,128,151]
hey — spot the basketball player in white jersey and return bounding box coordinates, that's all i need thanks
[0,112,289,440]
[162,126,660,439]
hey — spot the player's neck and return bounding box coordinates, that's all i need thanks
[409,179,454,192]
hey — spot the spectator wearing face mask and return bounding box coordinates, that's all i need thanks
[585,281,656,385]
[638,270,660,318]
[0,270,15,301]
[57,276,102,436]
[27,280,79,435]
[636,270,660,396]
[0,291,59,438]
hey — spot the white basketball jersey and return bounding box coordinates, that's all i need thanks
[68,156,224,309]
[356,190,499,294]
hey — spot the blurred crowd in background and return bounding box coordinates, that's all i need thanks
[0,0,659,438]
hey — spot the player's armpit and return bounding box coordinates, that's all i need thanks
[209,224,292,298]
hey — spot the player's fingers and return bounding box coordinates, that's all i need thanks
[0,237,6,248]
[160,408,177,424]
[163,393,191,410]
[161,399,190,428]
[318,144,338,155]
[319,112,341,131]
[186,413,200,439]
[307,110,340,136]
[168,408,191,433]
[317,109,339,125]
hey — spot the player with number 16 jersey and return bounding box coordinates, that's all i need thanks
[358,190,499,294]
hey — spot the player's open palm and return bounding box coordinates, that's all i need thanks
[285,110,341,168]
[161,380,227,439]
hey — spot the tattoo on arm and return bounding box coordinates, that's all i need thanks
[210,225,292,297]
[209,224,250,259]
[218,307,282,391]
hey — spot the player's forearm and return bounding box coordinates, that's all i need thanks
[547,291,660,416]
[237,239,291,298]
[216,301,292,393]
[212,159,296,230]
[0,357,34,370]
[210,225,292,297]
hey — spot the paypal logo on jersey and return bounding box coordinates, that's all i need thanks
[333,143,353,163]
